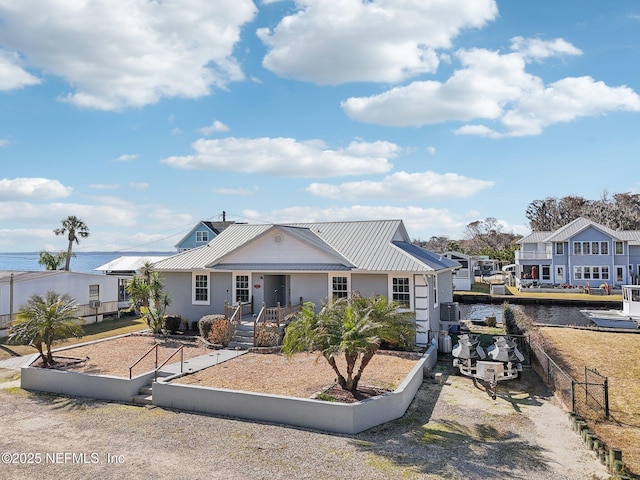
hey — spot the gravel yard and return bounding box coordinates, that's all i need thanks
[173,350,419,398]
[41,334,210,378]
[0,357,610,480]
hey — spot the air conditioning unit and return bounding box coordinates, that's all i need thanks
[89,300,101,308]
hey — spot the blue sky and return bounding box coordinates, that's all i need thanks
[1,0,640,253]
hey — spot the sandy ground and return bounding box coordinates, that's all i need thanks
[0,356,610,480]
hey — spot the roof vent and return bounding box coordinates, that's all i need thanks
[274,234,284,244]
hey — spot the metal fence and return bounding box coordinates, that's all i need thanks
[530,341,609,419]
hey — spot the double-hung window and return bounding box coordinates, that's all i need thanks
[392,277,410,308]
[235,275,249,303]
[331,276,348,300]
[193,273,209,304]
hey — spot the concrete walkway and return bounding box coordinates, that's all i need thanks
[159,347,247,376]
[0,353,37,371]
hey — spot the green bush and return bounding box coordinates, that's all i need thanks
[163,315,182,334]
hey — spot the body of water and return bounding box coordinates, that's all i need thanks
[0,251,174,274]
[1,252,606,327]
[459,302,596,327]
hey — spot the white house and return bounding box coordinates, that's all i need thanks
[0,271,119,335]
[95,255,168,309]
[153,219,460,346]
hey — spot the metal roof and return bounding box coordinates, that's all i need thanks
[209,263,353,271]
[95,255,168,273]
[544,217,622,242]
[153,219,456,273]
[516,231,551,244]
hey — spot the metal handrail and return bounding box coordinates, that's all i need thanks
[129,344,158,379]
[155,345,184,381]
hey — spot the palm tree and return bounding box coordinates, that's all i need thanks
[8,291,84,366]
[54,215,90,271]
[38,251,67,270]
[282,293,415,392]
[126,271,170,334]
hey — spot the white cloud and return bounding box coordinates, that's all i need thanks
[129,182,149,190]
[0,1,257,110]
[0,178,72,201]
[199,120,230,136]
[0,49,41,90]
[306,171,494,201]
[214,186,260,196]
[509,36,582,61]
[0,138,9,147]
[115,154,139,162]
[258,0,497,84]
[161,137,398,177]
[0,201,135,226]
[427,146,436,155]
[240,205,480,240]
[89,184,119,190]
[343,38,640,136]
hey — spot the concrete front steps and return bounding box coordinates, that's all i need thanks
[228,322,254,350]
[131,371,174,405]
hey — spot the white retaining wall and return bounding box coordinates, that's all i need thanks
[21,367,155,403]
[153,354,429,434]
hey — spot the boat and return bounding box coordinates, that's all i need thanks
[580,285,640,329]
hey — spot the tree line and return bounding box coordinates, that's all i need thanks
[414,191,640,264]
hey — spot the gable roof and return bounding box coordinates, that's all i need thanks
[543,217,622,242]
[153,219,457,274]
[174,220,234,248]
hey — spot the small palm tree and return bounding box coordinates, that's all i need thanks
[283,293,415,393]
[54,215,90,271]
[38,250,70,270]
[8,291,84,366]
[126,271,170,334]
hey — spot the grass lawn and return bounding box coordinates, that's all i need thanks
[0,315,149,361]
[538,327,640,476]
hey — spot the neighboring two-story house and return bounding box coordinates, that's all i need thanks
[175,220,234,252]
[515,217,640,289]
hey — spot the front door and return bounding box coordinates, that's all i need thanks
[264,275,287,307]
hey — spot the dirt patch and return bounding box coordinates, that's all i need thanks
[0,363,610,479]
[42,335,209,377]
[173,350,418,399]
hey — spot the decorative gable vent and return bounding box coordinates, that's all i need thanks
[274,233,284,244]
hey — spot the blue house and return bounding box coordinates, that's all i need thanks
[515,217,640,289]
[175,220,234,252]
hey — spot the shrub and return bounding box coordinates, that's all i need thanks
[164,315,182,334]
[199,315,234,346]
[255,322,281,347]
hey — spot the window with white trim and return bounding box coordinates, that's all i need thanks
[192,273,209,304]
[573,241,609,255]
[331,276,348,300]
[89,284,99,297]
[555,242,564,255]
[616,267,624,283]
[615,242,624,255]
[574,266,609,281]
[235,275,249,303]
[196,231,209,243]
[574,266,583,280]
[392,277,410,308]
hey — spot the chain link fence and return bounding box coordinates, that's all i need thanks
[530,340,609,419]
